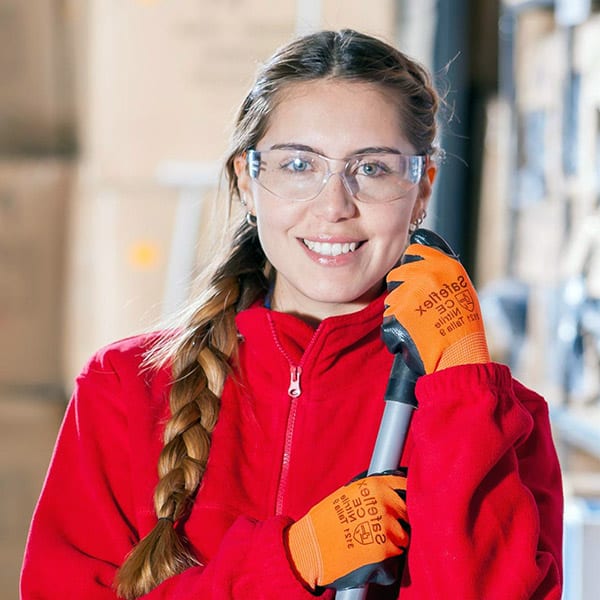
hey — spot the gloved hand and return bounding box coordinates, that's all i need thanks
[382,228,490,375]
[285,472,409,591]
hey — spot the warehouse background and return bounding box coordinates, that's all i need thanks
[1,0,599,598]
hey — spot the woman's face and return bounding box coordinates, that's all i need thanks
[235,79,435,322]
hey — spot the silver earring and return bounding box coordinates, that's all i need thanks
[409,210,427,233]
[246,212,257,227]
[240,195,247,207]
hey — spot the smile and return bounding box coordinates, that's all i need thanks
[303,239,359,256]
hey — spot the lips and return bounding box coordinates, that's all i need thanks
[302,239,360,257]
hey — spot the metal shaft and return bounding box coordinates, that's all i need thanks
[336,356,418,599]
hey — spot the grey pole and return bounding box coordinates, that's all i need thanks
[336,358,418,600]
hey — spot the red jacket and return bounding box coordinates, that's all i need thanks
[21,297,563,599]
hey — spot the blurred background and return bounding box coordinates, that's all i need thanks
[1,0,599,598]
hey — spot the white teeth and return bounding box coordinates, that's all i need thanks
[304,240,358,256]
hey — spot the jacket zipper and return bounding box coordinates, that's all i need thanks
[266,312,319,515]
[288,365,302,398]
[277,370,300,515]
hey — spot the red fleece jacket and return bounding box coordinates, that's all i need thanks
[21,298,563,599]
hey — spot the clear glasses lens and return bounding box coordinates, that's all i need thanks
[247,149,425,203]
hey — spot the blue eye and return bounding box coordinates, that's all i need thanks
[356,161,389,177]
[359,163,378,176]
[285,157,310,172]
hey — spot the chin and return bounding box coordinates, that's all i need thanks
[309,284,383,307]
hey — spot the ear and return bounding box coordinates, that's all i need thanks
[414,161,436,207]
[233,154,256,212]
[411,162,436,224]
[233,154,250,194]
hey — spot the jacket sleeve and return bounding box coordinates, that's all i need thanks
[20,348,321,600]
[400,363,563,600]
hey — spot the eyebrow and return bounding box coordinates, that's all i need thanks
[268,143,405,156]
[354,146,403,155]
[270,143,318,152]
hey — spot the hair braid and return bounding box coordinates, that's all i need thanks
[115,225,267,599]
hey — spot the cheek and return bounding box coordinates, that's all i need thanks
[366,207,414,267]
[254,199,300,248]
[369,206,413,242]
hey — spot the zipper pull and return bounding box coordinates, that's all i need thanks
[288,366,302,398]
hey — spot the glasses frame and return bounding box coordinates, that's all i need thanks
[246,148,428,203]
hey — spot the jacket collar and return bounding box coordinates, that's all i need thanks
[235,293,386,367]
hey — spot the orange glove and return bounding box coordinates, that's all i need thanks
[383,229,490,375]
[285,473,409,591]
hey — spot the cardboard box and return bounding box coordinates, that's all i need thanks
[79,0,298,182]
[78,0,397,182]
[322,0,395,36]
[515,9,567,112]
[571,15,600,195]
[475,97,512,286]
[0,159,73,388]
[574,13,600,79]
[0,0,76,153]
[518,283,564,402]
[61,172,221,388]
[513,197,567,285]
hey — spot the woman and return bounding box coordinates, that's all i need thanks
[21,29,563,599]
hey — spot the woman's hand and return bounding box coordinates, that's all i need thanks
[285,472,409,591]
[382,229,490,375]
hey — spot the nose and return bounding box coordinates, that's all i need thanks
[312,172,357,221]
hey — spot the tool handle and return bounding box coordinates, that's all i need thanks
[335,581,369,599]
[336,357,418,600]
[368,397,415,475]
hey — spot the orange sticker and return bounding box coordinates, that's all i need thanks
[128,241,159,269]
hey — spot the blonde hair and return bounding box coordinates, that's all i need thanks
[115,28,440,598]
